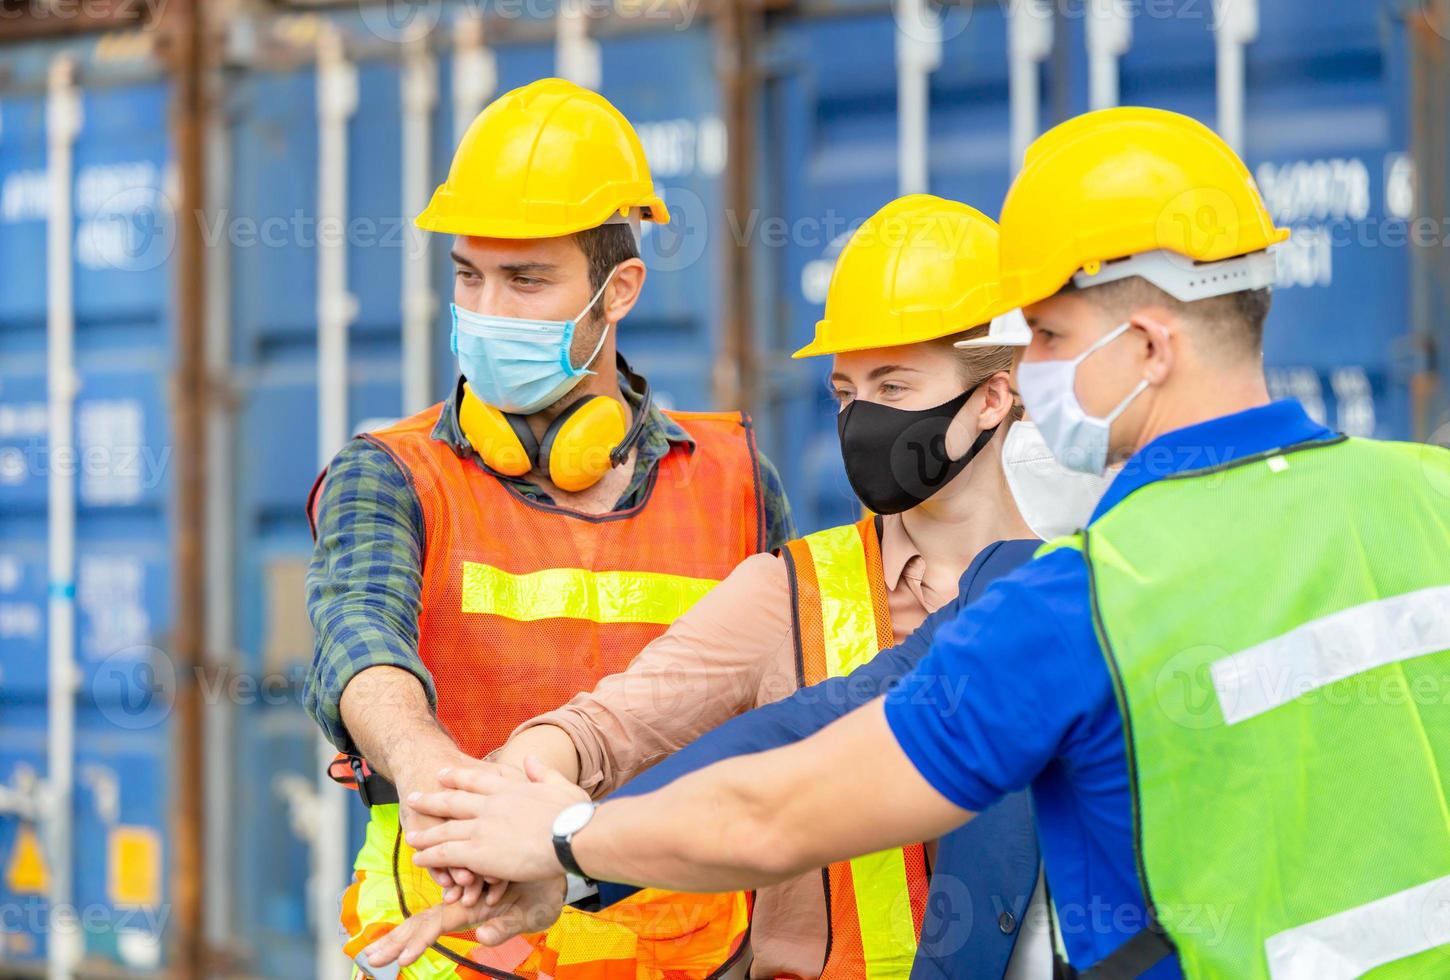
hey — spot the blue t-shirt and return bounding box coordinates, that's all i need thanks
[883,400,1337,974]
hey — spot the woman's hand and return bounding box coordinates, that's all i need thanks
[407,758,590,883]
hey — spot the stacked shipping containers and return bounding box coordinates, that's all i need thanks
[0,0,1440,975]
[0,34,176,974]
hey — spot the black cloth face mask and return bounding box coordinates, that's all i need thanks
[836,386,997,515]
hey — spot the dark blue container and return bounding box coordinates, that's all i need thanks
[0,38,177,975]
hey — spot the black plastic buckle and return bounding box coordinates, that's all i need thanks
[349,755,400,808]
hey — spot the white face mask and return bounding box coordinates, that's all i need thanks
[1000,421,1114,539]
[1015,321,1149,475]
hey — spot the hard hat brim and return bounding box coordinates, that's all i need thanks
[794,319,1001,359]
[415,195,671,240]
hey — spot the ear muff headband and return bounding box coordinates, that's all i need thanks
[506,413,539,464]
[458,355,655,492]
[541,397,629,493]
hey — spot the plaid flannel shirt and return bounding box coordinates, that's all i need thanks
[304,374,794,751]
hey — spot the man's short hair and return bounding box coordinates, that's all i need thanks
[1066,275,1272,363]
[574,222,640,295]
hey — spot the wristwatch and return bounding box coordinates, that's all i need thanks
[551,802,599,879]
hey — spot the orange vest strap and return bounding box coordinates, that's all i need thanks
[785,516,930,980]
[663,408,751,425]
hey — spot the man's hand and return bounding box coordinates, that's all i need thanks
[362,898,477,971]
[362,877,567,970]
[407,757,589,883]
[395,753,527,903]
[339,667,520,903]
[473,876,567,946]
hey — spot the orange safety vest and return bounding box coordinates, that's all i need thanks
[310,400,767,758]
[782,517,930,980]
[311,399,764,979]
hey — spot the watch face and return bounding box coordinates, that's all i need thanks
[553,802,595,838]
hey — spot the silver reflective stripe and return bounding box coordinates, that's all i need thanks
[1210,584,1450,726]
[1264,873,1450,980]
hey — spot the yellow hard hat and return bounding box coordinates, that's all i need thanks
[997,106,1290,312]
[416,78,670,239]
[794,194,1002,358]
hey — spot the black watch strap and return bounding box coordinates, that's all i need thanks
[552,803,598,879]
[553,833,588,879]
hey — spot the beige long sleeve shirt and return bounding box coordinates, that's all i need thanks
[512,514,949,979]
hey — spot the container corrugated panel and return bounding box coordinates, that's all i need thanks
[595,27,726,411]
[0,37,176,975]
[1106,0,1414,439]
[225,8,729,972]
[755,0,1415,537]
[225,41,406,980]
[757,4,1016,534]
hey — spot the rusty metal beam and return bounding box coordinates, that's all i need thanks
[1408,0,1449,441]
[714,0,762,414]
[156,0,208,973]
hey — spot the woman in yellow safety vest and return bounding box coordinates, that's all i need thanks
[367,194,1109,979]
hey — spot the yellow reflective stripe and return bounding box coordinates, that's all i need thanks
[849,849,919,979]
[803,524,881,677]
[803,525,917,977]
[460,562,719,625]
[347,805,464,980]
[1034,531,1084,560]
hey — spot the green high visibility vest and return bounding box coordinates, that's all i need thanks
[1041,435,1450,979]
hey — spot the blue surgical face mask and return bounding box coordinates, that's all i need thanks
[1015,321,1150,475]
[451,267,617,415]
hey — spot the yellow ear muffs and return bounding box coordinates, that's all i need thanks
[458,384,533,477]
[459,372,645,493]
[539,396,629,493]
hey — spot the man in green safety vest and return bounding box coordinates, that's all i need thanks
[381,106,1450,979]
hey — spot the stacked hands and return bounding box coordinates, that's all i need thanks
[364,757,592,972]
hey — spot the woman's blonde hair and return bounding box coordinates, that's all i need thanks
[938,325,1025,421]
